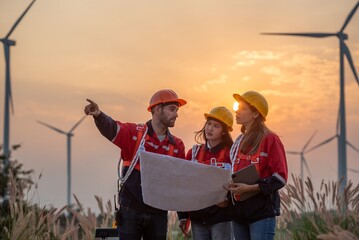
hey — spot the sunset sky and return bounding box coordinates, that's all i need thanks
[1,0,359,212]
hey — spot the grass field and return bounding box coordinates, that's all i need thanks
[1,172,358,240]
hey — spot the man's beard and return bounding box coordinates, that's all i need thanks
[159,113,176,128]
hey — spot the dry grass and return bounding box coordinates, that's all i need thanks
[3,171,77,240]
[277,174,359,240]
[2,171,116,240]
[66,194,114,240]
[3,167,186,240]
[4,166,359,240]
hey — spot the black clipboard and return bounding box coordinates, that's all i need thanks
[231,164,260,201]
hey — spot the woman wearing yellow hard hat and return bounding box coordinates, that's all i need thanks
[178,106,234,240]
[224,91,288,240]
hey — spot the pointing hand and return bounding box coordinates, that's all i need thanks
[84,99,101,117]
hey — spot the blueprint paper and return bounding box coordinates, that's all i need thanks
[140,151,231,211]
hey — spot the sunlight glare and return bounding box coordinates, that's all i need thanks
[233,101,239,111]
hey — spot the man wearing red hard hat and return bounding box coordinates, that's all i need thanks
[84,89,187,240]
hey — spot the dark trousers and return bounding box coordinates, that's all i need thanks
[117,205,167,240]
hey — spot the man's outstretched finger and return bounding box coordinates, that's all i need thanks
[86,98,97,106]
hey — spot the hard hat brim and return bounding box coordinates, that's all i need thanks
[233,93,245,103]
[204,113,233,132]
[233,92,268,119]
[147,98,187,112]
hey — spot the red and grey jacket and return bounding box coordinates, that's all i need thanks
[94,111,186,213]
[230,133,288,223]
[188,143,231,169]
[178,142,232,225]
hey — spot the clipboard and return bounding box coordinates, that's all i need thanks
[231,164,260,201]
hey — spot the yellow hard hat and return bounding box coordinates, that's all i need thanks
[204,106,233,132]
[148,89,187,112]
[233,91,268,118]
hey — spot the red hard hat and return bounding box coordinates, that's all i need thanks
[147,89,187,112]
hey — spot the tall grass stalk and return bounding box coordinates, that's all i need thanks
[2,170,117,240]
[67,194,114,240]
[3,171,78,240]
[278,174,359,240]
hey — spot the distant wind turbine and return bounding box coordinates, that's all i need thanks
[262,2,359,192]
[286,131,316,187]
[1,0,37,166]
[306,135,359,162]
[306,108,359,181]
[37,115,87,206]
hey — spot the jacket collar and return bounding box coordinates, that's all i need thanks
[146,120,176,145]
[204,141,226,153]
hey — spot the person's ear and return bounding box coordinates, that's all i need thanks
[253,111,259,119]
[154,105,162,114]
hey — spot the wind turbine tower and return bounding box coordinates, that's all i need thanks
[1,0,37,166]
[262,2,359,192]
[38,116,86,207]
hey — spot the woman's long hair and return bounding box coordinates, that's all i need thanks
[239,106,271,155]
[194,118,233,148]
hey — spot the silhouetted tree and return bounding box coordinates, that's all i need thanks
[0,144,34,238]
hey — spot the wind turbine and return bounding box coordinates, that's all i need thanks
[286,131,316,187]
[306,133,359,166]
[305,107,359,185]
[1,0,37,166]
[262,2,359,192]
[37,115,87,206]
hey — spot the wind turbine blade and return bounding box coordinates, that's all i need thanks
[286,151,300,155]
[342,42,359,85]
[303,157,312,177]
[347,141,359,154]
[306,135,337,153]
[348,168,359,174]
[303,131,317,151]
[340,2,359,32]
[261,32,336,38]
[69,115,87,133]
[5,0,37,39]
[37,120,67,135]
